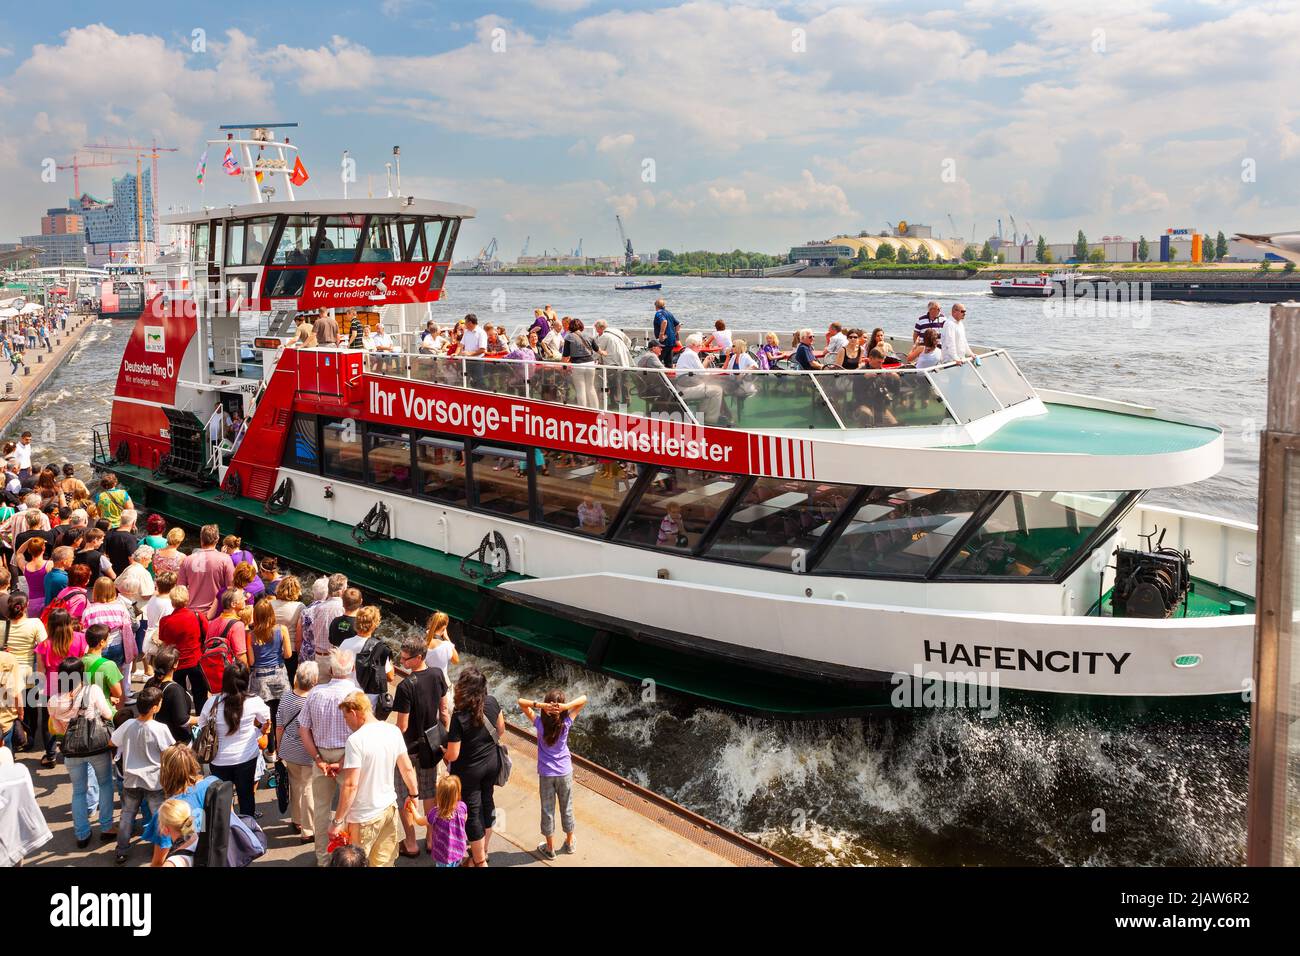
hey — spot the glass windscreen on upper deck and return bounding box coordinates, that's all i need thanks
[363,348,1036,432]
[195,213,461,268]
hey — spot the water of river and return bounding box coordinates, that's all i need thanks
[20,276,1263,866]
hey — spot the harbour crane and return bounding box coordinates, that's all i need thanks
[57,153,125,198]
[615,215,634,274]
[947,213,959,239]
[476,237,498,270]
[1008,214,1020,246]
[82,140,180,263]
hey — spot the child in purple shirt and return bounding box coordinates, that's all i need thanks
[519,690,587,860]
[428,774,468,867]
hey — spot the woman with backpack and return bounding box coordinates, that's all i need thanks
[157,585,210,714]
[33,607,87,767]
[52,562,92,626]
[47,657,115,848]
[197,660,271,817]
[444,666,507,867]
[248,597,292,755]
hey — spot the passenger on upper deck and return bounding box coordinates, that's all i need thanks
[907,329,942,369]
[593,319,632,367]
[792,329,823,371]
[756,331,781,370]
[940,303,975,365]
[914,301,944,345]
[530,309,550,343]
[289,314,317,349]
[653,299,680,369]
[418,321,446,354]
[459,315,487,358]
[673,334,724,424]
[704,320,731,353]
[867,328,895,358]
[636,340,665,369]
[344,309,366,349]
[824,323,847,365]
[364,325,398,354]
[540,318,564,361]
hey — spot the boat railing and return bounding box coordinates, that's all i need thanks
[356,346,1037,430]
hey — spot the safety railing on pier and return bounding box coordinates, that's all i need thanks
[358,346,1036,431]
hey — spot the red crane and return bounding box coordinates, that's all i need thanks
[57,153,125,197]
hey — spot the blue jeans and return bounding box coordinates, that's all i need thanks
[66,752,114,840]
[102,642,125,667]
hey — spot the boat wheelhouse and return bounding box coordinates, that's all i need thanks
[97,151,1257,717]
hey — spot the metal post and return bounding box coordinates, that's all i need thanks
[1247,302,1300,866]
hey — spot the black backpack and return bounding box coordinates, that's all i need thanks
[355,637,393,719]
[195,779,266,867]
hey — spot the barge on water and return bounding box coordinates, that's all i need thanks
[990,270,1300,303]
[95,133,1257,718]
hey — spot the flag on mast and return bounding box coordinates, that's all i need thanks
[290,155,310,187]
[195,150,207,185]
[222,147,241,176]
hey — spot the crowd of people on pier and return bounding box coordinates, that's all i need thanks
[0,464,586,868]
[0,305,69,376]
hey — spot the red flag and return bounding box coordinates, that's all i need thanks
[290,156,309,187]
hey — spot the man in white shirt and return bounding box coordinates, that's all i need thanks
[672,334,724,423]
[824,323,848,367]
[417,321,446,354]
[458,314,487,357]
[540,318,564,361]
[940,303,975,364]
[329,691,418,867]
[14,433,32,482]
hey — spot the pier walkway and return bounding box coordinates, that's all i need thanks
[0,312,95,434]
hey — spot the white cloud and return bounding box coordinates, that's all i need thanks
[762,170,852,216]
[595,133,635,153]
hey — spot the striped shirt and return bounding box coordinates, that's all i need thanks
[298,677,358,750]
[428,801,468,865]
[81,600,134,647]
[913,311,945,342]
[276,690,312,765]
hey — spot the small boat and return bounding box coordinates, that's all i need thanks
[614,281,662,291]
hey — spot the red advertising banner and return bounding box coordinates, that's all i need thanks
[358,375,751,475]
[277,262,447,309]
[115,295,197,405]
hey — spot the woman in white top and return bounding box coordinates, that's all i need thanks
[907,328,943,369]
[158,799,200,867]
[198,659,270,817]
[424,611,460,710]
[704,319,732,352]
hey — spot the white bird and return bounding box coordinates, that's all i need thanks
[1234,231,1300,265]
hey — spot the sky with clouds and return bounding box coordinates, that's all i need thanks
[1,0,1297,259]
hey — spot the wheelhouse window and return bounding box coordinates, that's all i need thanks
[191,224,210,264]
[939,490,1126,579]
[366,428,413,493]
[225,221,245,266]
[360,217,397,262]
[424,218,450,262]
[273,216,317,264]
[241,217,276,266]
[614,468,739,553]
[281,414,319,472]
[322,418,364,482]
[470,443,533,519]
[536,451,637,537]
[706,478,852,569]
[263,269,307,298]
[816,487,990,577]
[415,436,467,505]
[394,216,421,261]
[318,215,365,264]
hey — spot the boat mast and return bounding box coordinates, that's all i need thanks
[212,123,301,204]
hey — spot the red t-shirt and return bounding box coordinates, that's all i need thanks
[158,608,207,669]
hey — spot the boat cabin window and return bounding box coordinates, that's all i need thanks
[318,216,365,264]
[536,451,637,538]
[360,217,397,263]
[939,490,1126,579]
[393,216,420,262]
[227,217,275,266]
[706,477,852,569]
[425,218,451,262]
[191,224,210,265]
[415,436,467,506]
[470,443,533,520]
[366,427,413,493]
[614,468,740,553]
[280,414,320,473]
[225,221,245,266]
[274,216,317,265]
[816,487,990,577]
[264,269,308,299]
[322,418,364,483]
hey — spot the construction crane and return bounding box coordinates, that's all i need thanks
[82,141,179,263]
[947,213,959,240]
[615,215,634,274]
[57,153,124,198]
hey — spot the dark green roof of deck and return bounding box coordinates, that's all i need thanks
[954,403,1220,455]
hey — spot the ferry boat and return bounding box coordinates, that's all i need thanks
[991,269,1300,303]
[94,133,1257,718]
